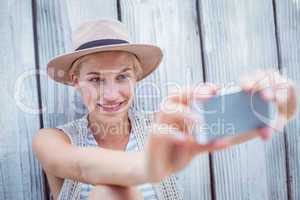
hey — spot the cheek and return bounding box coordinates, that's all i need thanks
[79,83,99,104]
[120,82,135,99]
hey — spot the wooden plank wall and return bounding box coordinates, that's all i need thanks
[0,0,299,199]
[119,1,211,199]
[0,0,44,199]
[198,1,288,199]
[274,0,300,199]
[34,0,118,197]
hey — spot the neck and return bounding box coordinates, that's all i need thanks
[87,111,131,141]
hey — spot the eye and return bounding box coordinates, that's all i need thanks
[117,74,130,81]
[89,77,104,83]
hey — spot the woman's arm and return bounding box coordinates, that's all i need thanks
[32,128,148,186]
[33,70,297,188]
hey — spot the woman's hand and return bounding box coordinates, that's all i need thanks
[143,84,230,182]
[239,69,297,140]
[142,69,297,183]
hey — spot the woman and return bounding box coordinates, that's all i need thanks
[32,20,297,200]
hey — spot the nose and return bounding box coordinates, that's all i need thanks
[101,82,121,103]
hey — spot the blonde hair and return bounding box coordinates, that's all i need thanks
[69,51,143,80]
[130,53,143,80]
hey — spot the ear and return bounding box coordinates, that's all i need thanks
[70,73,79,89]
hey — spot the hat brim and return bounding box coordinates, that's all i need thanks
[47,43,163,86]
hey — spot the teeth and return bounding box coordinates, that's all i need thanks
[99,102,122,108]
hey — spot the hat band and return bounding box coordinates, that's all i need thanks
[75,39,129,51]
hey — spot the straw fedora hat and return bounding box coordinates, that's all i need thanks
[47,19,163,86]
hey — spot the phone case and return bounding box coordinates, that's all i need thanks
[191,87,275,143]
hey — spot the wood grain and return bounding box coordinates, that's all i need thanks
[274,0,300,199]
[35,0,118,126]
[35,0,118,128]
[120,1,211,199]
[1,0,298,199]
[0,0,44,199]
[198,0,288,199]
[34,0,118,199]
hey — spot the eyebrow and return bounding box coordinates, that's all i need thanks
[86,67,133,75]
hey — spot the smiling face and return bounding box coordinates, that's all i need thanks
[70,51,141,122]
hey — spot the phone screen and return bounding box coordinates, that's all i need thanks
[191,88,275,143]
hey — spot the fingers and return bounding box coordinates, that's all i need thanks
[239,68,297,120]
[149,125,231,155]
[156,83,219,134]
[239,69,269,92]
[192,137,230,153]
[153,113,198,135]
[275,80,297,120]
[239,69,279,95]
[168,135,196,165]
[166,83,220,106]
[155,102,202,134]
[269,115,286,132]
[193,125,273,153]
[155,83,220,135]
[257,127,273,140]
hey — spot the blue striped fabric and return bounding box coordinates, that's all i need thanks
[79,131,158,200]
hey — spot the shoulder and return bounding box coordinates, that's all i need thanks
[55,114,89,144]
[32,114,88,148]
[32,128,71,152]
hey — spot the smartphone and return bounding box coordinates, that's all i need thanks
[190,87,275,143]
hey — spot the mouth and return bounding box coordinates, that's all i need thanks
[97,101,126,112]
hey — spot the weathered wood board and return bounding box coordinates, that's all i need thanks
[34,0,118,199]
[0,0,299,199]
[34,0,119,128]
[0,0,44,199]
[274,0,300,199]
[120,1,211,199]
[198,0,288,199]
